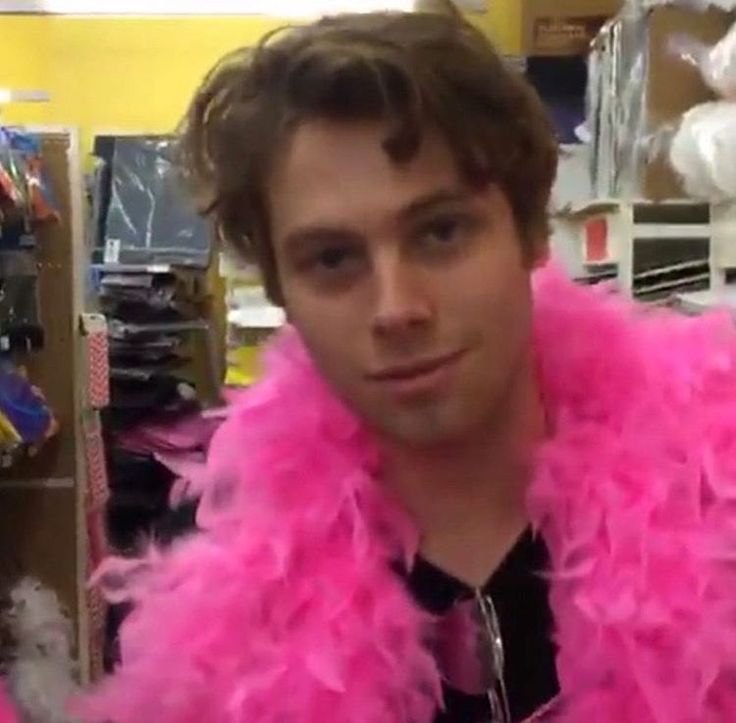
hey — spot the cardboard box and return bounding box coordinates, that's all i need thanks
[522,0,623,56]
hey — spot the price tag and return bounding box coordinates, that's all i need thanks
[104,238,121,264]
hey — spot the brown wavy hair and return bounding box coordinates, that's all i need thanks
[179,10,558,303]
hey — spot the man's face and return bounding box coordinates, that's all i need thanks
[268,120,544,447]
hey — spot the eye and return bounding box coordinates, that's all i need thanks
[423,216,462,245]
[300,243,366,284]
[416,212,479,254]
[314,246,352,270]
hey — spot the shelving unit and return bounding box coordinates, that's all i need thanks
[0,126,93,681]
[553,199,736,302]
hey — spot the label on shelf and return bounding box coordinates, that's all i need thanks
[103,238,121,264]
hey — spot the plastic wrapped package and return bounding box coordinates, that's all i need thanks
[0,364,54,448]
[0,129,58,223]
[698,21,736,95]
[0,251,42,352]
[670,100,736,198]
[587,1,735,199]
[587,2,649,198]
[642,0,736,9]
[103,137,211,268]
[669,18,736,97]
[0,129,58,250]
[0,276,39,332]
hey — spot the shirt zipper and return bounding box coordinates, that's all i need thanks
[474,588,512,723]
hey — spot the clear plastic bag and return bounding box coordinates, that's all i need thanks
[587,1,650,198]
[643,0,736,10]
[669,19,736,98]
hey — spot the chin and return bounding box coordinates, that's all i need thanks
[372,409,471,449]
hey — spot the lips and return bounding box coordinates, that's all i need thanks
[368,350,465,404]
[369,351,465,381]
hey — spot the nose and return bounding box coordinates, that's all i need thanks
[370,251,433,338]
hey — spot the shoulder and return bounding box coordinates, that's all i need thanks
[534,265,736,415]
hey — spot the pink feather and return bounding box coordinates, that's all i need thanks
[0,683,17,723]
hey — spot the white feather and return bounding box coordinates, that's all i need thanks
[4,578,79,723]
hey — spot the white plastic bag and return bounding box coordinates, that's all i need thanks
[670,100,736,199]
[669,20,736,98]
[704,0,736,9]
[704,20,736,97]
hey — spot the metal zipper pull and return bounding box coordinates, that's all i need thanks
[474,588,512,723]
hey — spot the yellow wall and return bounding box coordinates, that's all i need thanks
[0,4,520,152]
[1,17,47,124]
[471,1,520,56]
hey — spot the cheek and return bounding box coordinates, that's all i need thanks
[438,243,533,380]
[443,240,529,320]
[286,294,364,388]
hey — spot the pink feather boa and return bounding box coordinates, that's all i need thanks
[0,684,17,723]
[73,265,736,722]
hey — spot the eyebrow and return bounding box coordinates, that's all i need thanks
[282,226,363,257]
[396,188,474,223]
[280,188,473,254]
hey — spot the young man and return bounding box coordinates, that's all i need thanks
[76,7,736,723]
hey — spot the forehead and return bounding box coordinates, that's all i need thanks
[267,120,465,240]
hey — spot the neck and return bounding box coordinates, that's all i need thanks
[382,352,544,585]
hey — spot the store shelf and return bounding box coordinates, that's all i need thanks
[226,285,285,330]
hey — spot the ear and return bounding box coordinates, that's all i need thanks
[413,0,463,20]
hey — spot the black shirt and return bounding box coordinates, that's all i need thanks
[406,530,559,722]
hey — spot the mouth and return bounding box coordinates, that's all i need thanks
[367,349,467,397]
